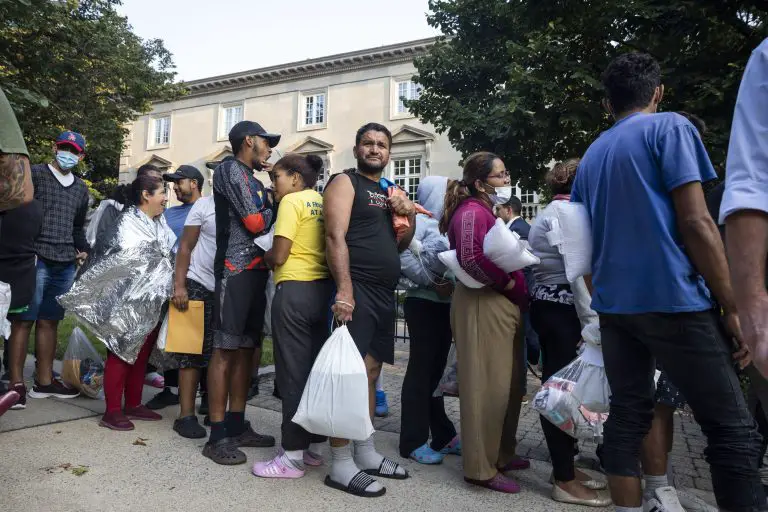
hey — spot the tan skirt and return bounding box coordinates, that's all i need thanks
[451,283,524,481]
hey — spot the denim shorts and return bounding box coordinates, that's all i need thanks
[15,258,76,322]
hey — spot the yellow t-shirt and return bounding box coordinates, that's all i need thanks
[273,189,328,284]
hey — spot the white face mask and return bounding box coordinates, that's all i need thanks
[494,186,512,205]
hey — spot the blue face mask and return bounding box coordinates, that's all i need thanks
[55,150,79,170]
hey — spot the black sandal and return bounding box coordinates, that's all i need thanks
[232,421,276,448]
[202,438,246,465]
[324,472,386,498]
[363,458,409,480]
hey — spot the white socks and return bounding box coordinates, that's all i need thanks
[643,473,669,501]
[375,372,384,392]
[329,444,382,492]
[353,436,407,477]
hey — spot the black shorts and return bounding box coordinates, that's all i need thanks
[345,282,396,365]
[212,270,268,350]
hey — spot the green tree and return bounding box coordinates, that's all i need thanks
[409,1,767,190]
[0,0,184,182]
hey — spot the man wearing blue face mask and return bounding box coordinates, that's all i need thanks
[5,130,89,407]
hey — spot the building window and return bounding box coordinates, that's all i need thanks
[151,116,170,147]
[396,80,422,114]
[519,189,536,204]
[392,157,422,200]
[307,154,329,192]
[300,92,326,129]
[220,103,243,140]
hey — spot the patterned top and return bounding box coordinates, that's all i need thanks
[31,164,89,262]
[212,158,274,279]
[531,283,574,306]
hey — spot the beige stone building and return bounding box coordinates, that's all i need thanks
[120,38,540,217]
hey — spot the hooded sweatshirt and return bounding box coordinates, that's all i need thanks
[401,176,451,303]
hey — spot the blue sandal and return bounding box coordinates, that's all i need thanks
[409,444,444,465]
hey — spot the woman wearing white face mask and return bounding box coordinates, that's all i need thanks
[439,152,529,493]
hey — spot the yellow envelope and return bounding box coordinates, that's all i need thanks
[165,301,204,355]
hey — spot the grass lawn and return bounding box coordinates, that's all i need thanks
[21,316,275,366]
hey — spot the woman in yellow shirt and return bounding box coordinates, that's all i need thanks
[252,153,331,480]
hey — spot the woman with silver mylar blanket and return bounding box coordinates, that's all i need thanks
[59,173,175,431]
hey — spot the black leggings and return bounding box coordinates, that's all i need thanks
[531,299,581,482]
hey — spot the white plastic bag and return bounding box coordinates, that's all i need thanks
[293,325,374,440]
[0,281,10,339]
[263,273,275,336]
[254,226,275,252]
[157,311,169,351]
[483,218,540,272]
[545,202,592,282]
[433,343,458,397]
[437,250,484,288]
[533,324,610,442]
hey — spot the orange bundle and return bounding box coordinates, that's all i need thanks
[386,185,432,242]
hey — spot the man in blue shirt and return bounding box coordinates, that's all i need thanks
[572,53,764,512]
[145,165,206,411]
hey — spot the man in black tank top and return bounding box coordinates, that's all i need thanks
[322,123,416,496]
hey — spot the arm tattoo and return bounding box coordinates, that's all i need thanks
[0,153,29,210]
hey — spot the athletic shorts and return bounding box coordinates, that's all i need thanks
[344,282,396,365]
[212,270,268,350]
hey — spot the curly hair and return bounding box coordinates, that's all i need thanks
[546,158,580,195]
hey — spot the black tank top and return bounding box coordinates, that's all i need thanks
[333,170,400,290]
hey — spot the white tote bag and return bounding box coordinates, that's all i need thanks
[292,325,375,441]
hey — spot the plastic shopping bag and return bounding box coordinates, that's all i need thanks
[382,180,432,243]
[533,324,610,442]
[263,272,276,336]
[0,281,10,339]
[157,311,169,351]
[433,343,458,397]
[62,327,105,399]
[293,325,375,441]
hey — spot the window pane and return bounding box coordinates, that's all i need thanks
[316,94,325,124]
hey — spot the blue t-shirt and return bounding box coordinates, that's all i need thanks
[163,202,194,250]
[571,112,716,314]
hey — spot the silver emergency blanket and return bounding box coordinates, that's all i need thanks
[59,207,176,364]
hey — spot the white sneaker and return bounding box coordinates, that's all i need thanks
[675,488,717,512]
[643,486,686,512]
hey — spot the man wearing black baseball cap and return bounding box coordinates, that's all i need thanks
[203,120,280,465]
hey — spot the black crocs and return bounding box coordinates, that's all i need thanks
[173,416,206,439]
[202,438,247,465]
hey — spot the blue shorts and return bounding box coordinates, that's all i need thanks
[15,258,76,322]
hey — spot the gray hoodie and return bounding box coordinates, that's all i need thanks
[399,177,451,300]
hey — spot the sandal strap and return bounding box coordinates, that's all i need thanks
[378,457,400,476]
[348,471,375,493]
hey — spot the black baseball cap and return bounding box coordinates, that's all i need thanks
[228,121,281,149]
[162,165,205,189]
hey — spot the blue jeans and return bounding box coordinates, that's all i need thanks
[16,258,76,322]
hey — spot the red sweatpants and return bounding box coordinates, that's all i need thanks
[104,326,158,413]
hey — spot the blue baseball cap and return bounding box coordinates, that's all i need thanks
[55,130,86,153]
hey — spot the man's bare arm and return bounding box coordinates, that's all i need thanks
[324,174,355,321]
[0,153,32,211]
[727,211,768,305]
[672,182,736,313]
[172,225,201,311]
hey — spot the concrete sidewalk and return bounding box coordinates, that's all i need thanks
[0,354,720,512]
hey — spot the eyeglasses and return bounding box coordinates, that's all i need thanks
[488,170,510,179]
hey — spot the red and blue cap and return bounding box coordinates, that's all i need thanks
[55,130,86,153]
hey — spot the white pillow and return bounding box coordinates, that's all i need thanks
[437,250,484,288]
[546,202,592,282]
[483,218,540,272]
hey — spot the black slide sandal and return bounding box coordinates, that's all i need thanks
[363,458,409,480]
[324,472,386,498]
